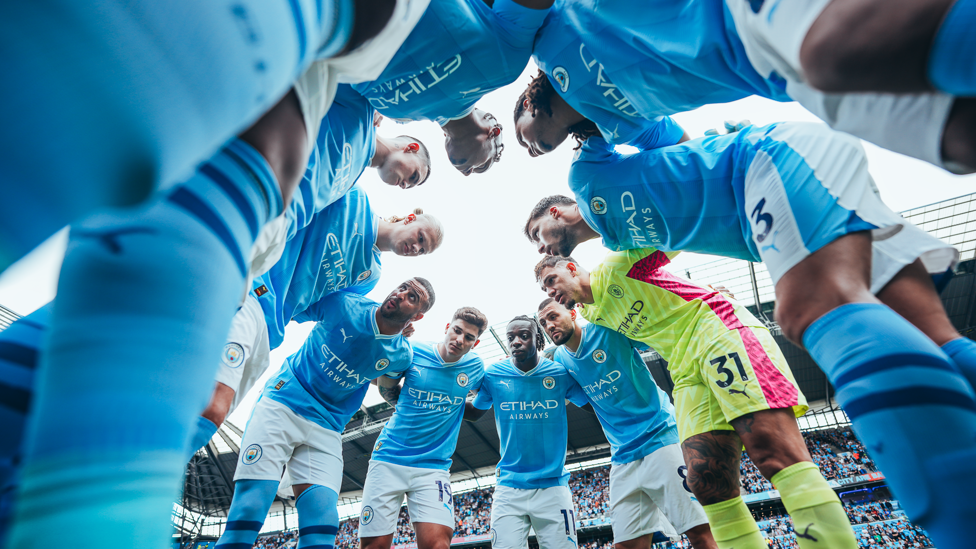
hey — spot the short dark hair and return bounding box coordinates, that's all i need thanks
[507,314,546,350]
[533,255,578,282]
[399,135,432,185]
[414,277,435,312]
[453,306,488,336]
[537,297,556,312]
[514,69,601,150]
[523,195,577,240]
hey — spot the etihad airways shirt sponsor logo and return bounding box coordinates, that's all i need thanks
[319,342,369,388]
[578,44,639,117]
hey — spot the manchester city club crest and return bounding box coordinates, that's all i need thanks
[361,506,375,524]
[375,358,390,370]
[592,349,607,363]
[490,528,497,546]
[608,284,624,299]
[552,66,570,93]
[357,270,372,282]
[222,342,245,368]
[242,444,262,465]
[543,376,556,390]
[457,372,469,387]
[590,197,607,215]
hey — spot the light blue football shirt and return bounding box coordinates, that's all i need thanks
[264,292,412,432]
[371,342,486,470]
[472,357,586,489]
[531,9,685,147]
[353,0,550,123]
[552,324,679,464]
[287,84,376,240]
[253,185,382,349]
[559,0,791,118]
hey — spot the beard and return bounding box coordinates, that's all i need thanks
[378,298,413,323]
[549,324,574,346]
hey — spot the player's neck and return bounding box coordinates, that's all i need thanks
[578,272,595,305]
[571,205,601,244]
[370,136,395,169]
[552,94,585,130]
[513,352,539,372]
[436,342,462,363]
[374,221,396,252]
[374,309,408,336]
[441,112,480,141]
[564,323,583,353]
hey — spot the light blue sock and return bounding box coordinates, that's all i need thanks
[0,305,49,547]
[8,138,281,549]
[0,0,353,269]
[295,485,339,549]
[187,416,220,461]
[928,0,976,94]
[216,479,280,549]
[941,337,976,392]
[804,303,976,549]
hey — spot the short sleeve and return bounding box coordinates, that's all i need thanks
[491,0,550,46]
[472,378,494,410]
[565,376,588,407]
[628,116,686,151]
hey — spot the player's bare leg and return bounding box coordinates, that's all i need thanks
[361,534,396,549]
[201,382,236,429]
[414,522,453,549]
[615,525,717,549]
[238,89,309,206]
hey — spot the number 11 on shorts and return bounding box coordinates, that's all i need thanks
[560,509,576,535]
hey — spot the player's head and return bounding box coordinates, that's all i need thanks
[534,255,588,308]
[444,108,504,176]
[514,70,599,157]
[443,306,488,359]
[379,277,436,323]
[376,135,432,189]
[506,315,545,363]
[536,298,577,347]
[524,195,581,256]
[384,208,445,256]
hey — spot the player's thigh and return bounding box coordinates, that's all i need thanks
[490,486,532,549]
[405,467,456,531]
[287,420,343,493]
[234,397,304,482]
[637,445,709,535]
[528,487,579,549]
[608,461,675,543]
[359,461,410,538]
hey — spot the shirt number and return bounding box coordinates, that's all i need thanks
[711,352,749,388]
[560,509,576,535]
[751,198,774,242]
[435,480,452,504]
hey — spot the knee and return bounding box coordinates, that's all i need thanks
[943,99,976,173]
[773,296,822,346]
[200,400,229,427]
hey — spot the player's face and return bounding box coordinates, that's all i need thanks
[445,109,503,176]
[444,319,480,358]
[526,214,575,256]
[537,302,574,346]
[539,265,583,308]
[393,219,439,257]
[506,320,538,362]
[515,105,567,158]
[380,279,429,321]
[378,148,428,190]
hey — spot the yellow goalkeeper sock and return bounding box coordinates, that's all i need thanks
[702,496,767,549]
[772,461,857,549]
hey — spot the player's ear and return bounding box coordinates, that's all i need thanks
[444,322,450,334]
[567,262,577,274]
[405,213,416,224]
[570,309,576,320]
[413,312,425,322]
[548,206,560,219]
[473,339,480,349]
[404,142,420,153]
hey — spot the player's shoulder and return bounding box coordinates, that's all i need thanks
[536,356,571,376]
[459,350,486,370]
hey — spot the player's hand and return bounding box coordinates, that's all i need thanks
[709,284,736,299]
[373,111,384,127]
[401,321,415,338]
[704,119,752,137]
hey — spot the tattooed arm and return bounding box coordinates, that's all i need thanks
[373,375,403,406]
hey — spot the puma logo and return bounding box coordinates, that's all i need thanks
[796,524,818,542]
[760,229,780,253]
[340,328,353,344]
[728,387,750,399]
[74,227,157,254]
[499,380,511,388]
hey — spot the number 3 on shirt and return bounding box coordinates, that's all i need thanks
[751,198,774,242]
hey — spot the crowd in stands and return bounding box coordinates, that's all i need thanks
[248,428,934,549]
[253,530,296,549]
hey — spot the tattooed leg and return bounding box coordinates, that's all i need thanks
[680,430,742,505]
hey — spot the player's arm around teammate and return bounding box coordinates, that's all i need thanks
[360,307,489,549]
[537,299,718,549]
[535,255,856,549]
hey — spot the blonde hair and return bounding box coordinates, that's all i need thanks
[383,208,446,252]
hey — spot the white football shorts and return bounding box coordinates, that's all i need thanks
[725,0,959,171]
[741,122,958,291]
[214,293,272,415]
[358,460,456,538]
[234,395,344,493]
[490,485,578,549]
[610,444,708,542]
